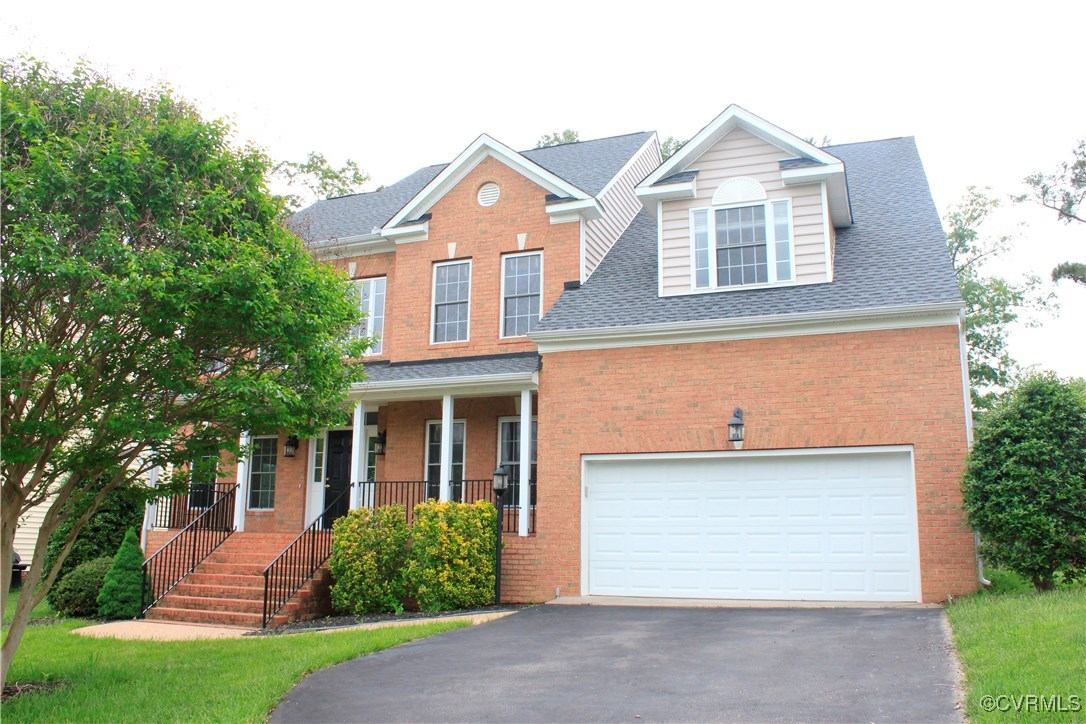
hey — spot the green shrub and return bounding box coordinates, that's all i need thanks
[50,557,113,618]
[404,500,496,612]
[329,506,411,614]
[97,528,146,619]
[963,373,1086,591]
[43,485,145,587]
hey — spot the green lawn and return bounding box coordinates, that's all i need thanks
[2,600,466,722]
[947,572,1086,722]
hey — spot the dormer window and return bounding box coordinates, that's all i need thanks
[692,178,793,290]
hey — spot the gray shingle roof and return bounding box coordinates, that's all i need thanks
[291,132,655,242]
[779,157,825,170]
[364,353,540,384]
[535,137,961,333]
[653,170,699,186]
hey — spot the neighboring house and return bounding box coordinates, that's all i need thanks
[142,105,978,626]
[13,496,54,570]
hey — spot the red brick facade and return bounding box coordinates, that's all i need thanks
[149,148,978,610]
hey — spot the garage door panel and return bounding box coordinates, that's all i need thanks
[586,450,920,602]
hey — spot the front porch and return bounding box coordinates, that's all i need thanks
[140,353,542,626]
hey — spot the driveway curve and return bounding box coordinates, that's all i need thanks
[272,605,961,723]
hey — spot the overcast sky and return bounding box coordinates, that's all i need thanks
[5,1,1084,377]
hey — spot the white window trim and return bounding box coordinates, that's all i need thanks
[247,435,279,511]
[688,198,796,292]
[430,259,472,345]
[498,251,544,339]
[353,276,386,356]
[424,419,467,480]
[496,416,539,465]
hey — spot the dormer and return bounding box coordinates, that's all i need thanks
[635,105,852,297]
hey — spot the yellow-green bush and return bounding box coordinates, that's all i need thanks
[329,505,411,614]
[405,500,496,612]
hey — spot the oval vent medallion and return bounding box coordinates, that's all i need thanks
[477,182,500,207]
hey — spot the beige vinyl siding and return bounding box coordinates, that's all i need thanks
[584,137,661,279]
[13,497,53,566]
[660,128,829,296]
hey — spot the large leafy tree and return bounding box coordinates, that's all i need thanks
[535,129,579,148]
[1015,140,1085,286]
[0,59,366,684]
[946,187,1049,412]
[962,373,1086,591]
[272,152,369,213]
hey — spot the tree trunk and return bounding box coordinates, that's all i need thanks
[1031,575,1056,592]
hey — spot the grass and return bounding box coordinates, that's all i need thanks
[947,570,1086,722]
[2,600,467,722]
[3,588,55,625]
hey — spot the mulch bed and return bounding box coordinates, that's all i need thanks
[251,603,535,636]
[2,680,66,702]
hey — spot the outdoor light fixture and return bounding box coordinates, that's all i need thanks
[727,408,745,450]
[373,431,387,456]
[283,435,299,458]
[492,465,509,494]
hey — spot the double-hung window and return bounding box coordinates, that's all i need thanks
[498,418,538,505]
[248,436,278,510]
[425,420,465,500]
[350,277,386,355]
[432,261,471,343]
[692,199,793,289]
[501,252,542,337]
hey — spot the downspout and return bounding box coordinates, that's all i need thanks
[959,312,991,587]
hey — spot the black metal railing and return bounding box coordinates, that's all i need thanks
[152,481,236,529]
[261,487,351,628]
[359,479,536,533]
[142,484,238,613]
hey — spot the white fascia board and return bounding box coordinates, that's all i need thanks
[349,371,538,403]
[782,163,853,227]
[639,104,842,189]
[530,302,963,353]
[384,220,429,244]
[547,198,603,223]
[634,180,696,216]
[310,234,395,259]
[384,134,590,230]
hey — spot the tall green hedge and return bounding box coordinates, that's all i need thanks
[329,506,411,614]
[963,373,1086,590]
[43,486,144,588]
[404,500,496,612]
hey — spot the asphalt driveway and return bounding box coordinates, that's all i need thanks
[272,605,961,723]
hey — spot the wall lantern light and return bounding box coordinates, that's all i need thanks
[727,408,745,450]
[283,435,299,458]
[373,431,387,456]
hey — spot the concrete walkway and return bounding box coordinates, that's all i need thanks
[73,610,514,641]
[272,605,964,723]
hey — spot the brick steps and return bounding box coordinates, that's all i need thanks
[144,532,331,628]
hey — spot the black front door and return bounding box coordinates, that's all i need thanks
[324,430,353,528]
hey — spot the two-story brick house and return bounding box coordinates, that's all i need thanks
[142,106,978,627]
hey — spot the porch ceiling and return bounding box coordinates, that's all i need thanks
[350,352,540,403]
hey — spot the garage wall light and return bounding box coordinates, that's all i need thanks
[727,408,744,450]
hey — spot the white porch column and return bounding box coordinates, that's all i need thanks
[234,431,250,532]
[439,394,454,501]
[518,389,532,537]
[349,400,366,509]
[141,465,160,549]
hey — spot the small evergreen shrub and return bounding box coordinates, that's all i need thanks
[97,528,146,619]
[404,500,496,612]
[963,373,1086,591]
[50,557,113,618]
[329,506,411,614]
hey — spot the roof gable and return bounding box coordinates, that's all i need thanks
[384,134,592,230]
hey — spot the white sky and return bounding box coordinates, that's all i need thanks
[5,1,1084,377]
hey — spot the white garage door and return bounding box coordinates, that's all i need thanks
[584,448,921,602]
